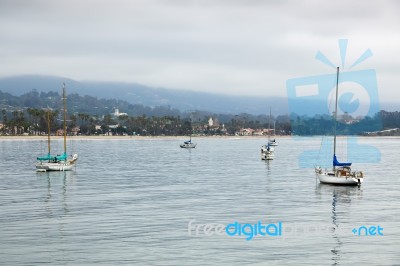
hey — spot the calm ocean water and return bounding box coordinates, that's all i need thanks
[0,137,399,265]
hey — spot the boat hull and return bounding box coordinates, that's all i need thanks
[36,154,78,172]
[36,162,75,171]
[261,152,274,160]
[317,174,362,185]
[315,167,363,186]
[268,141,278,146]
[180,143,196,148]
[261,145,274,160]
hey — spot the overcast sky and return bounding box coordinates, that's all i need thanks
[0,0,399,101]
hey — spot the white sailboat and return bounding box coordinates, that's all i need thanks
[36,84,78,171]
[261,107,274,160]
[180,135,196,148]
[268,119,278,146]
[315,67,363,185]
[261,144,274,160]
[268,139,278,146]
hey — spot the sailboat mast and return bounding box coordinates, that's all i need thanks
[62,83,67,155]
[273,121,276,136]
[333,67,339,170]
[268,107,271,141]
[47,109,51,155]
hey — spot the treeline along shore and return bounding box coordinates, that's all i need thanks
[0,90,399,136]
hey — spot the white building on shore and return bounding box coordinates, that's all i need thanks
[113,109,128,117]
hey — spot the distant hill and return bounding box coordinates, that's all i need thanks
[0,89,184,118]
[0,75,289,115]
[0,75,396,116]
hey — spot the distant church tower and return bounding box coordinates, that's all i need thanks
[208,117,213,126]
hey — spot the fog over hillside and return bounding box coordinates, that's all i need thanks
[0,75,395,116]
[0,75,291,115]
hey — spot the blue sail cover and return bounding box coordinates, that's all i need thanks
[333,155,352,167]
[37,153,52,161]
[37,152,67,161]
[56,152,67,161]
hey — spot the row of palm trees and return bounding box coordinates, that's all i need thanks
[0,108,194,136]
[1,107,293,136]
[1,108,94,135]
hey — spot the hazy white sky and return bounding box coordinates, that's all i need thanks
[0,0,399,101]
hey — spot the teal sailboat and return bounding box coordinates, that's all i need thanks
[36,84,78,171]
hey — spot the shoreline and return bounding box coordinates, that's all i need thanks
[0,135,399,141]
[0,135,289,141]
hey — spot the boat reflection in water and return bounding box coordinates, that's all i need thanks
[39,171,76,219]
[315,184,363,265]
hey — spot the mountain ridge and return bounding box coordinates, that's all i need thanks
[0,75,289,115]
[0,75,397,115]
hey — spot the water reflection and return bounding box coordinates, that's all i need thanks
[315,184,363,266]
[330,189,342,265]
[37,171,75,217]
[263,160,272,195]
[35,171,76,262]
[184,148,193,161]
[264,160,271,172]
